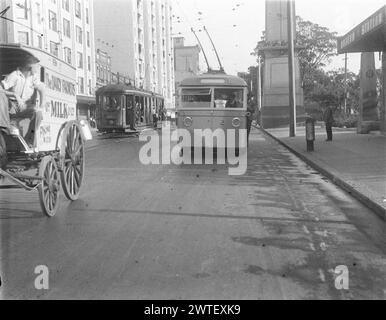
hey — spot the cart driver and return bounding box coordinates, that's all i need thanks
[0,55,46,148]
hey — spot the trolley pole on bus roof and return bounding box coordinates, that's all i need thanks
[287,0,296,137]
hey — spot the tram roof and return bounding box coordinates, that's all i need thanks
[179,72,247,87]
[96,84,163,98]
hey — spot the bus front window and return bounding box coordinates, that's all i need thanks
[214,88,244,109]
[181,88,211,108]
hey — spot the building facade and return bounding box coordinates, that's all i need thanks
[95,48,111,88]
[173,37,200,108]
[0,0,97,120]
[93,0,175,109]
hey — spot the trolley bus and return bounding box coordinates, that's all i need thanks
[177,71,249,154]
[96,84,165,133]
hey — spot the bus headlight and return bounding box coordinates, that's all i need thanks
[232,117,241,128]
[183,117,193,127]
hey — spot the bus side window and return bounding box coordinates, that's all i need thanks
[40,67,45,83]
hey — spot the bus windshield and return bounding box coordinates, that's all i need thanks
[181,88,211,108]
[214,88,244,109]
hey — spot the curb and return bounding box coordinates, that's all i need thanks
[258,126,386,221]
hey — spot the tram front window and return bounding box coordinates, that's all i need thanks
[214,88,243,109]
[104,95,122,110]
[181,88,211,108]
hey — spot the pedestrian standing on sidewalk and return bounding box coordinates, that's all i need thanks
[323,105,334,141]
[247,96,256,144]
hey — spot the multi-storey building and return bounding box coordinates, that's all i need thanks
[0,0,96,120]
[93,0,175,109]
[173,37,200,108]
[95,48,111,88]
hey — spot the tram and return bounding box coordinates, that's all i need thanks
[177,71,249,154]
[96,84,165,133]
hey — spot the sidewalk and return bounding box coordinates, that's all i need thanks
[262,125,386,220]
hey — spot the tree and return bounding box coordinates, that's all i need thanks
[307,69,360,112]
[296,16,338,90]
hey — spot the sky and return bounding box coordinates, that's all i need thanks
[171,0,385,75]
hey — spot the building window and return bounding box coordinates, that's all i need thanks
[75,1,81,19]
[64,47,71,64]
[87,56,91,71]
[18,31,29,45]
[76,26,83,44]
[77,52,83,69]
[16,0,28,19]
[49,10,57,32]
[50,41,59,57]
[88,80,92,95]
[78,77,84,94]
[36,3,41,24]
[37,35,43,49]
[87,32,90,47]
[86,8,89,24]
[63,18,71,38]
[62,0,69,11]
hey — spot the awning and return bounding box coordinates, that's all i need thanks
[337,6,386,54]
[76,95,96,106]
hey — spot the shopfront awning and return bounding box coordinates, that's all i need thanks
[337,5,386,54]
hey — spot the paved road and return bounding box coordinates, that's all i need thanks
[1,127,385,299]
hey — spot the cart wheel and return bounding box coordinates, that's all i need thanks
[38,156,60,217]
[60,123,85,200]
[0,131,7,169]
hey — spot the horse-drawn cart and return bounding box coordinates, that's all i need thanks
[0,44,91,217]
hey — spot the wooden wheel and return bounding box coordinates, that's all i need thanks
[0,131,7,169]
[60,122,85,200]
[38,156,60,217]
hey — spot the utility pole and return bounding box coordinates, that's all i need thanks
[344,53,348,115]
[258,55,262,112]
[287,0,296,137]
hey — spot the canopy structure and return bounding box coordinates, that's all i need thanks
[338,6,386,54]
[0,44,40,75]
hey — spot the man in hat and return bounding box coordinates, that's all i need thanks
[322,105,334,141]
[247,96,256,144]
[0,54,46,147]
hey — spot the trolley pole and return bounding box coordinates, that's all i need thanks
[287,0,296,137]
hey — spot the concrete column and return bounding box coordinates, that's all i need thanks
[260,0,304,129]
[381,51,386,134]
[358,52,379,134]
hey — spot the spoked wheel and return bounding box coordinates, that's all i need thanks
[38,156,61,217]
[60,123,85,200]
[0,131,7,169]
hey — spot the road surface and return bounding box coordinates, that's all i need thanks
[1,126,385,299]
